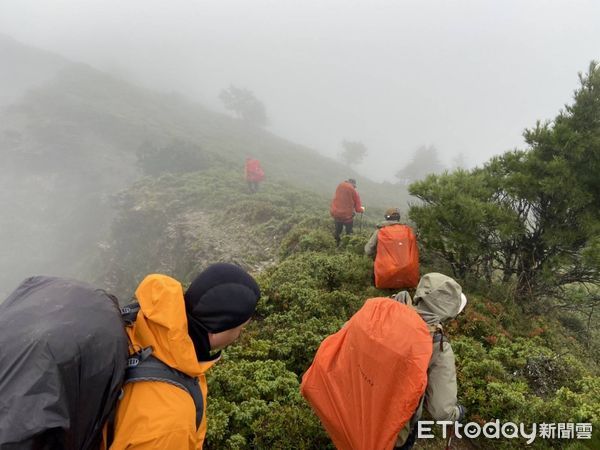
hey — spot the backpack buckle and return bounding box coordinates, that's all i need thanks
[127,346,153,368]
[120,302,141,326]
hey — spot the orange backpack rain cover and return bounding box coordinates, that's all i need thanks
[374,225,419,289]
[301,298,432,450]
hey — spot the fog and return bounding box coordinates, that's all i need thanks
[2,0,599,181]
[1,1,599,296]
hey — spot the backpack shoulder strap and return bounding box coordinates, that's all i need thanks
[118,303,204,428]
[395,294,446,346]
[428,323,447,350]
[124,352,204,429]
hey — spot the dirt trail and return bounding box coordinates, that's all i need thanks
[161,210,277,281]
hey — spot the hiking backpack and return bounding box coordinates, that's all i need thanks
[374,224,420,289]
[300,297,433,450]
[0,276,203,450]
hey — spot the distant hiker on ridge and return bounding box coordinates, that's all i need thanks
[245,157,265,193]
[330,178,364,245]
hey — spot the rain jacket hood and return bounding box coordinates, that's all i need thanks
[108,274,217,450]
[393,273,465,447]
[413,273,463,325]
[132,274,213,377]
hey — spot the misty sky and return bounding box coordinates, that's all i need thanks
[1,0,599,181]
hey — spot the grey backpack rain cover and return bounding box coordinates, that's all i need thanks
[0,276,129,449]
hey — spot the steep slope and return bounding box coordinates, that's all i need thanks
[2,54,404,204]
[1,40,404,296]
[0,34,70,107]
[96,167,599,449]
[93,169,349,299]
[2,38,598,448]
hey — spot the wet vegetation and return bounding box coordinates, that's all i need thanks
[89,63,600,449]
[2,34,599,448]
[99,179,599,448]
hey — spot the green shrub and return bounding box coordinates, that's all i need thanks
[279,227,336,258]
[97,154,600,449]
[205,359,329,449]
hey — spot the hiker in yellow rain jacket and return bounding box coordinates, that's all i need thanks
[108,263,260,450]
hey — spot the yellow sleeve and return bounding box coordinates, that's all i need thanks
[109,382,200,450]
[111,429,197,450]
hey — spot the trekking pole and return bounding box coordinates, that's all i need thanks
[445,427,455,450]
[359,212,363,233]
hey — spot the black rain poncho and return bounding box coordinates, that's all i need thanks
[0,276,129,450]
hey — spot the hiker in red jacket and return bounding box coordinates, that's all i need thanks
[330,178,364,245]
[245,157,265,193]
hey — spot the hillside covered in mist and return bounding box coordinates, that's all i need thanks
[1,34,599,448]
[0,34,69,107]
[0,36,403,297]
[92,61,599,450]
[97,63,599,448]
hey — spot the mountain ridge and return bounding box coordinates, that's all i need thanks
[1,36,403,296]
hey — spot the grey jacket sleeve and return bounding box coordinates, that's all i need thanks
[364,230,379,257]
[424,341,461,421]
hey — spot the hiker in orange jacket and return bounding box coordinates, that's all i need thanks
[330,178,364,245]
[107,263,260,450]
[245,157,265,193]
